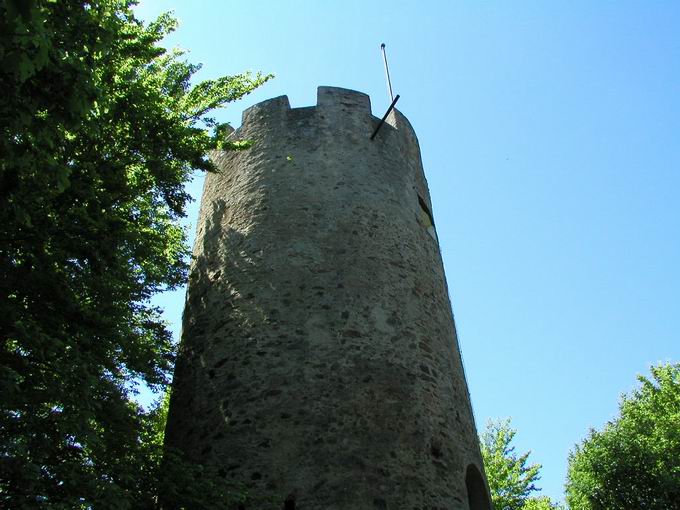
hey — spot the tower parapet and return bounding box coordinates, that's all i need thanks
[165,87,492,509]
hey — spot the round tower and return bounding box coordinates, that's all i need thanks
[164,87,492,509]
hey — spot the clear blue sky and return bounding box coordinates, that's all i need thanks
[136,1,680,503]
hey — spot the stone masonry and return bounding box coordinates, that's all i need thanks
[164,87,493,510]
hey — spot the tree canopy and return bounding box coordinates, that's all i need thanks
[0,0,269,507]
[480,418,562,510]
[566,362,680,510]
[524,496,563,510]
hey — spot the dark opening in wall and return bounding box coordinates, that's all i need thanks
[418,195,435,227]
[417,194,437,241]
[465,464,491,510]
[283,494,295,510]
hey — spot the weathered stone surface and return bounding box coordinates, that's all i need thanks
[164,87,492,509]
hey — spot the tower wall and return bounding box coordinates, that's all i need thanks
[165,87,491,509]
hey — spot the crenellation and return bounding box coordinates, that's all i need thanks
[232,87,425,150]
[241,94,291,126]
[287,105,316,123]
[316,85,371,112]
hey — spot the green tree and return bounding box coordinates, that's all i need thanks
[0,0,269,507]
[480,419,561,510]
[524,496,563,510]
[566,362,680,510]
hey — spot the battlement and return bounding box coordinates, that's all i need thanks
[242,87,370,124]
[239,86,417,145]
[241,94,292,122]
[316,86,371,111]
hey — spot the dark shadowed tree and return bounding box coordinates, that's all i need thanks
[566,362,680,510]
[0,0,269,507]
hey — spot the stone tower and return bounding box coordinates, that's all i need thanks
[164,87,492,510]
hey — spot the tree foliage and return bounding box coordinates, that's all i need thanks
[0,0,269,507]
[523,496,563,510]
[480,419,561,510]
[566,362,680,510]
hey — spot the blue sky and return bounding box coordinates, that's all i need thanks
[136,1,680,503]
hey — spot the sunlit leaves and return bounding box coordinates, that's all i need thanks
[566,362,680,510]
[480,419,545,510]
[0,0,268,507]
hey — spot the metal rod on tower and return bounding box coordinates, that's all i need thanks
[381,43,394,102]
[370,94,400,140]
